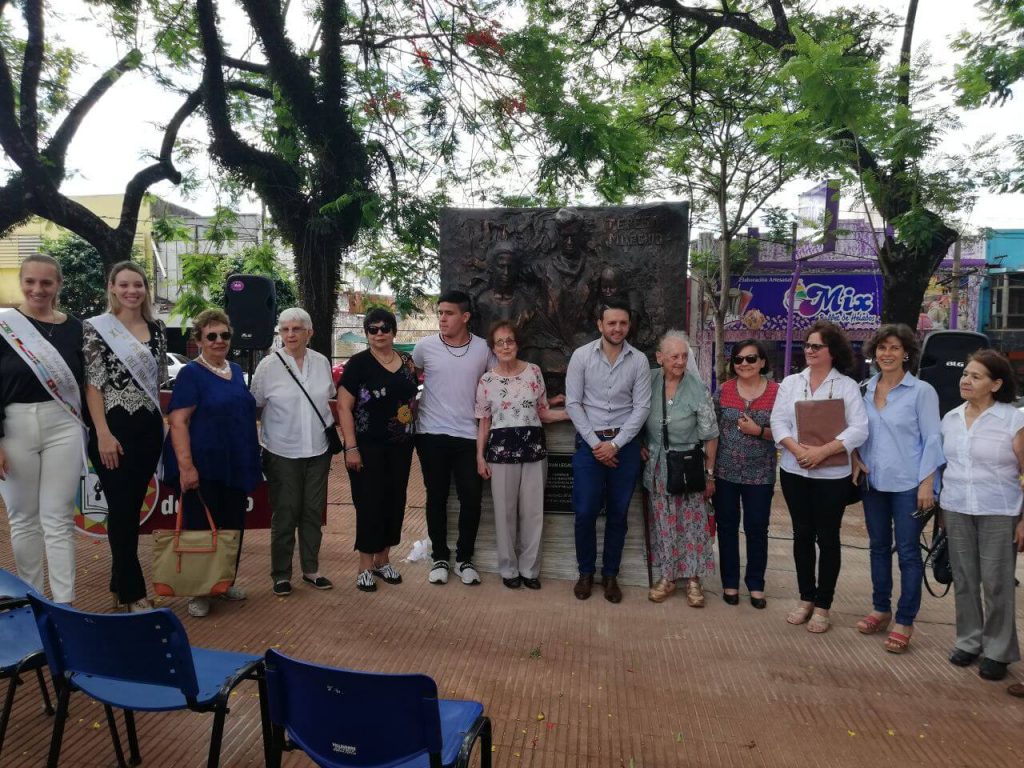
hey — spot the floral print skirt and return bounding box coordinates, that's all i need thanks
[648,456,716,581]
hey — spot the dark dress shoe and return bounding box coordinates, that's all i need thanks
[949,648,980,667]
[603,576,622,604]
[502,576,522,589]
[574,574,594,600]
[980,658,1009,681]
[750,596,767,610]
[722,593,739,606]
[522,577,542,590]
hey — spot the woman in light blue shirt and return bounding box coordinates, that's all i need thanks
[852,324,943,654]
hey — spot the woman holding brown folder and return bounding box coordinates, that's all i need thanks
[770,320,868,634]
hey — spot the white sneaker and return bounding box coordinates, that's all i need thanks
[457,561,481,585]
[220,585,248,601]
[428,560,450,584]
[187,597,210,617]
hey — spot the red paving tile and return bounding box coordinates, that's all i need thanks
[2,457,1024,766]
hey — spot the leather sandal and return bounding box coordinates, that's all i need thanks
[786,601,814,625]
[884,630,912,654]
[806,611,831,634]
[648,578,676,603]
[856,612,891,635]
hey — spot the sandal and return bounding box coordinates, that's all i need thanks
[884,630,912,654]
[856,612,891,635]
[806,612,831,634]
[786,601,814,625]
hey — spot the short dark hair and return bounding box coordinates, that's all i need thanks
[437,289,472,316]
[968,349,1018,403]
[806,320,855,375]
[865,324,919,372]
[363,307,397,334]
[598,298,631,322]
[487,321,518,349]
[727,338,772,378]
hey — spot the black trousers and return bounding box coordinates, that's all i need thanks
[349,442,413,553]
[88,409,163,604]
[779,469,850,610]
[414,433,482,563]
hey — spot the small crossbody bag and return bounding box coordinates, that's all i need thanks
[275,351,344,455]
[662,380,705,495]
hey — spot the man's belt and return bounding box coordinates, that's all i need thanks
[594,428,621,439]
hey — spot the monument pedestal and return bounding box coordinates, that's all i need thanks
[449,421,652,587]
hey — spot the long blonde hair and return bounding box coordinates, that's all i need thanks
[107,261,154,322]
[19,254,63,309]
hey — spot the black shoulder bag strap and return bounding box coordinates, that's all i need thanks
[275,351,333,429]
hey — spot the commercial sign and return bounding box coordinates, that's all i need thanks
[726,273,883,331]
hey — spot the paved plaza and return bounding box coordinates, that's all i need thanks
[2,457,1024,767]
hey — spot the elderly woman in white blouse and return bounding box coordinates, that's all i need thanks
[941,349,1024,684]
[250,307,338,597]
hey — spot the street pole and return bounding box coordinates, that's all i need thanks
[949,238,961,330]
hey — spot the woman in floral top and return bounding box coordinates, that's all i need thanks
[712,339,779,610]
[338,308,418,592]
[475,321,568,590]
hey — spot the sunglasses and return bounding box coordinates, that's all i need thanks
[366,325,392,335]
[732,354,761,365]
[203,331,232,342]
[804,343,828,353]
[493,337,517,348]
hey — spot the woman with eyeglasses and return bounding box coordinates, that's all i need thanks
[712,339,779,609]
[338,308,418,592]
[770,320,868,634]
[475,321,568,590]
[250,307,337,597]
[851,324,942,654]
[164,309,260,618]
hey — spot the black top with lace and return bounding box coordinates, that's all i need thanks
[84,320,168,416]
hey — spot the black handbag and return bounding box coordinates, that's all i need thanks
[662,378,705,495]
[923,517,952,598]
[275,351,344,455]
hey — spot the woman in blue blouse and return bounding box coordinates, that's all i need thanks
[852,324,943,653]
[165,309,261,618]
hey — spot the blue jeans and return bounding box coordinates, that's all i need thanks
[862,488,924,626]
[712,478,773,592]
[572,434,642,577]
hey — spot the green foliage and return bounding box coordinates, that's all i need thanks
[760,206,794,244]
[953,0,1024,107]
[45,234,109,319]
[171,251,220,322]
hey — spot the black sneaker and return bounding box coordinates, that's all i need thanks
[273,581,292,597]
[502,576,522,589]
[302,575,334,590]
[980,658,1009,681]
[949,648,979,667]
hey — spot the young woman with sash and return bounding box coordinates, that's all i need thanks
[83,262,168,612]
[0,253,85,604]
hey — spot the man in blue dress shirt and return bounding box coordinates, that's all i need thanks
[565,299,651,602]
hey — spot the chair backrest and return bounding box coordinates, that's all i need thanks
[27,595,201,702]
[0,568,36,604]
[264,649,443,767]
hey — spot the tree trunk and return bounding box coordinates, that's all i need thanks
[294,231,343,359]
[877,216,958,329]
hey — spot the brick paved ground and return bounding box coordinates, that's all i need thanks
[2,457,1024,767]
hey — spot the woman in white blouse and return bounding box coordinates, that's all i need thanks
[941,349,1024,683]
[250,307,337,597]
[770,320,868,634]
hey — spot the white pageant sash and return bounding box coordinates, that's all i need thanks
[0,309,86,428]
[87,313,161,413]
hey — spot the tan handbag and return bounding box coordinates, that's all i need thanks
[152,492,240,598]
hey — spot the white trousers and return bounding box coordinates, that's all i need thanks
[0,401,84,603]
[489,460,546,579]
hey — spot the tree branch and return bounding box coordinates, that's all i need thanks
[223,56,268,75]
[19,0,44,149]
[897,0,918,109]
[319,0,344,108]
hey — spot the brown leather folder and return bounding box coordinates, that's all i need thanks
[794,398,849,468]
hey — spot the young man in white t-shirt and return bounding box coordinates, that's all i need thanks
[412,290,493,585]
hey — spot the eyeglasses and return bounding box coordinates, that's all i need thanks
[493,337,517,348]
[203,331,232,342]
[804,343,827,353]
[732,354,761,365]
[366,325,392,335]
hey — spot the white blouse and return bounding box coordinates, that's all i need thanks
[770,367,869,479]
[941,401,1024,516]
[250,348,336,459]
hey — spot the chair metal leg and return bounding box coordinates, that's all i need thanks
[480,717,493,768]
[0,675,19,758]
[206,708,227,768]
[124,709,142,766]
[46,683,71,768]
[269,724,286,768]
[256,671,272,768]
[104,704,128,768]
[456,715,492,768]
[35,667,54,715]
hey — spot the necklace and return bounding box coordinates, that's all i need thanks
[439,333,471,358]
[21,308,57,339]
[737,376,767,410]
[198,354,231,377]
[371,348,397,367]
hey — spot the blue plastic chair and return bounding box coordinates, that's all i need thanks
[0,569,53,760]
[28,594,270,768]
[264,648,492,768]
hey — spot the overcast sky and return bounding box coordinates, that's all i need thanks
[18,1,1024,233]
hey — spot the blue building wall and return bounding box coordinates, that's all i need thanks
[980,229,1024,330]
